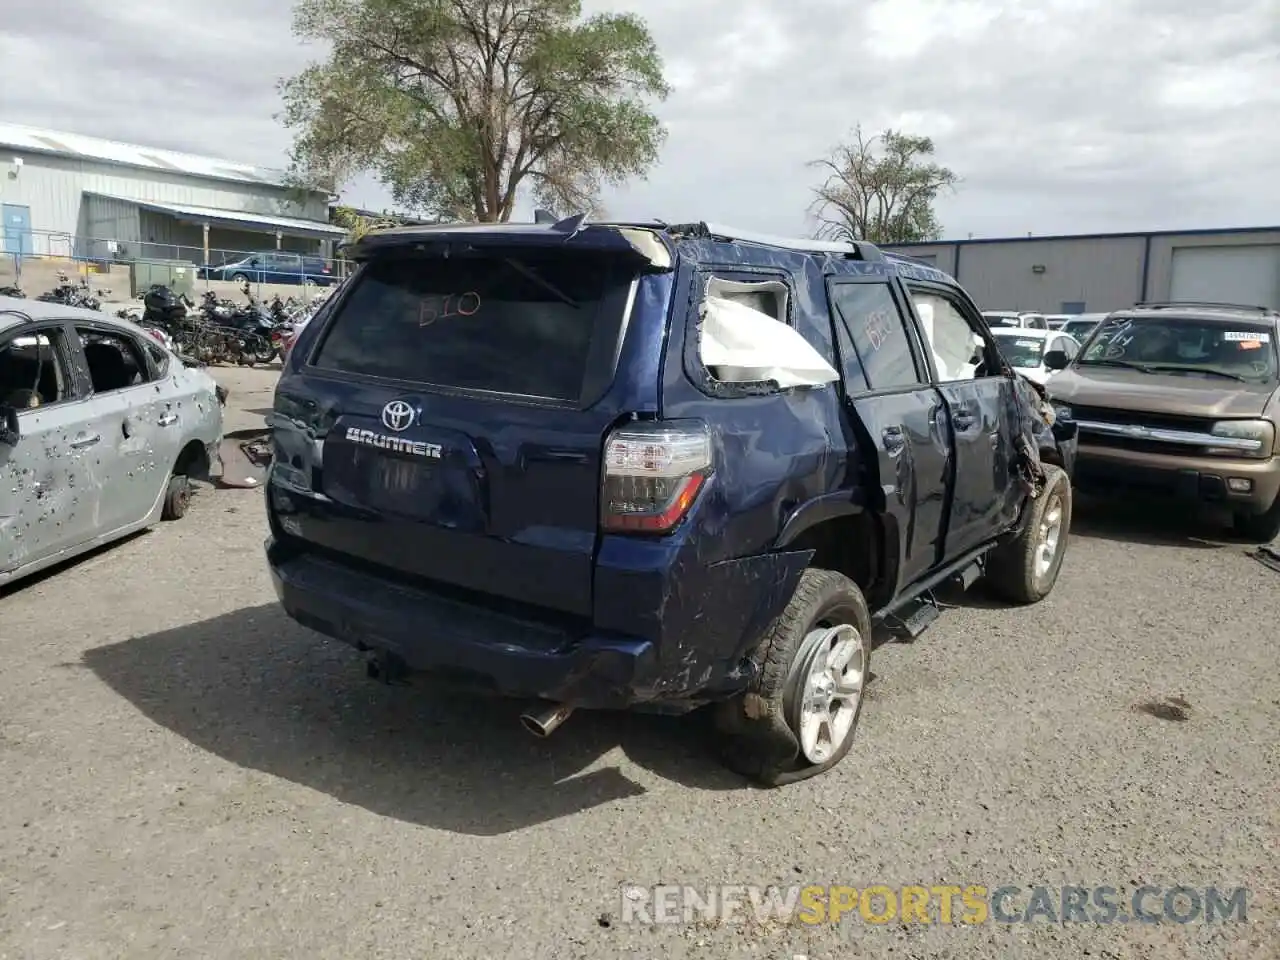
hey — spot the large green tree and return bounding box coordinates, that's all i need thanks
[808,126,959,245]
[279,0,669,222]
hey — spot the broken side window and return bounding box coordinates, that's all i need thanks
[911,291,993,382]
[145,341,170,377]
[76,327,152,393]
[0,329,71,410]
[697,276,839,389]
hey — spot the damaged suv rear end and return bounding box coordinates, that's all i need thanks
[265,221,724,710]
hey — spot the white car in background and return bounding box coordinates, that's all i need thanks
[990,327,1081,385]
[982,310,1049,331]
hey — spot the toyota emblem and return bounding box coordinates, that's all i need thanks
[381,400,416,432]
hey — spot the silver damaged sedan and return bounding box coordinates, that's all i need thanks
[0,295,224,587]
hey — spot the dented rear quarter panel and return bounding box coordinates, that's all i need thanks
[593,242,862,687]
[623,242,1071,687]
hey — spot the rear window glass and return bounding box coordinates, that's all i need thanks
[313,252,632,401]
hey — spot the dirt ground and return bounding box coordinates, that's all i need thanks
[0,366,1276,960]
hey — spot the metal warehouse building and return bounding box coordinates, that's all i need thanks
[0,121,346,266]
[883,227,1280,313]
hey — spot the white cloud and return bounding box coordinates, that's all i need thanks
[864,0,1000,60]
[1,0,1278,238]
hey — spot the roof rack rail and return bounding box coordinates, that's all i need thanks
[1134,300,1274,313]
[669,222,884,262]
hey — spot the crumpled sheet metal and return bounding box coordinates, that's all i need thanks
[218,428,272,489]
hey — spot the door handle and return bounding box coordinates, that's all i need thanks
[158,413,179,426]
[952,409,977,430]
[882,425,906,456]
[69,434,101,449]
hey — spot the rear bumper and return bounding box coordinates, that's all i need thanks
[266,536,791,710]
[1075,444,1280,512]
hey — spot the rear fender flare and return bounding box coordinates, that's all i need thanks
[774,492,866,549]
[773,496,902,609]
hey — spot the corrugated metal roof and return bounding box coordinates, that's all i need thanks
[88,192,347,237]
[0,120,292,189]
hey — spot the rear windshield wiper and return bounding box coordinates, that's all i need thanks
[1140,365,1252,382]
[502,259,579,308]
[1080,358,1154,373]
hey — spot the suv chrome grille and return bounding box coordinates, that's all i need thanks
[1070,405,1215,434]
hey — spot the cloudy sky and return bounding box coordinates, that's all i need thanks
[3,0,1279,239]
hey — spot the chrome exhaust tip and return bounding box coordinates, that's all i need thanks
[519,702,575,738]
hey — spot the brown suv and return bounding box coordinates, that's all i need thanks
[1042,301,1280,541]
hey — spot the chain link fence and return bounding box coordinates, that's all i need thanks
[2,228,355,304]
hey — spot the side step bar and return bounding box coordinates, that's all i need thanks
[874,543,992,640]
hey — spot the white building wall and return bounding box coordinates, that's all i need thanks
[0,151,328,245]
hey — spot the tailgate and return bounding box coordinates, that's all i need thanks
[270,241,652,618]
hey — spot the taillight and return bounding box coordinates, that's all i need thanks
[601,421,712,534]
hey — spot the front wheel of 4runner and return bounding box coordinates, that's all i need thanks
[984,463,1071,604]
[714,568,872,786]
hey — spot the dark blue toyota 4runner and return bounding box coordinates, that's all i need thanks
[264,218,1077,785]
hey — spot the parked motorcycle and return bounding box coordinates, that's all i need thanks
[36,271,104,311]
[142,284,191,328]
[179,289,276,366]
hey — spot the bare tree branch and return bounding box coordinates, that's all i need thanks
[806,125,959,244]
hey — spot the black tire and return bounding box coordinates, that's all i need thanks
[985,463,1071,604]
[231,273,249,284]
[713,568,872,786]
[1234,493,1280,544]
[161,474,192,521]
[252,340,277,365]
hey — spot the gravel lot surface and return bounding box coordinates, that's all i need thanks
[1,367,1276,959]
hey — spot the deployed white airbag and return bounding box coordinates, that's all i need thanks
[700,295,840,387]
[914,295,980,381]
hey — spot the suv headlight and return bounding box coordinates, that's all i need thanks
[1207,419,1275,458]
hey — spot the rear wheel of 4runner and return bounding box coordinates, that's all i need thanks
[714,568,871,786]
[1234,493,1280,544]
[984,463,1071,604]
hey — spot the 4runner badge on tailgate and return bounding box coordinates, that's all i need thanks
[345,426,442,458]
